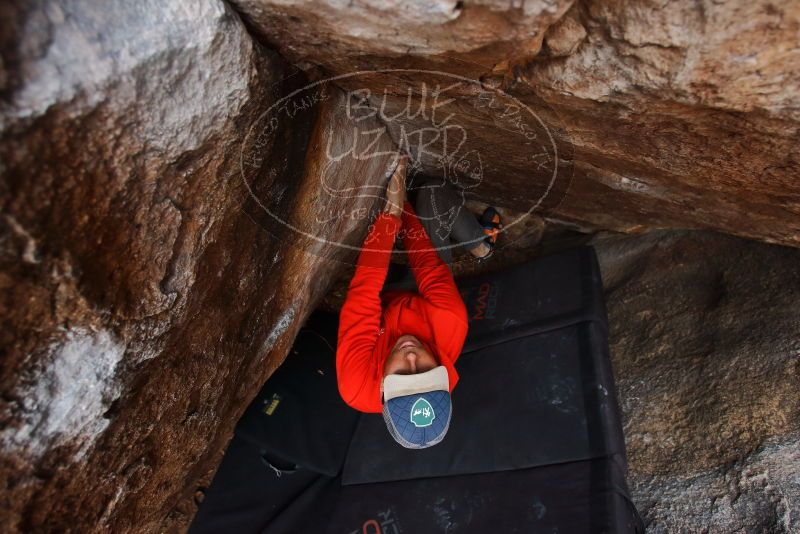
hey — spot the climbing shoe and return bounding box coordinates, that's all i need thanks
[480,206,503,246]
[477,206,502,261]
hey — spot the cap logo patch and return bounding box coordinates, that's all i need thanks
[410,397,435,428]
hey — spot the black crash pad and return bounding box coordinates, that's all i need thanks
[458,246,607,353]
[235,312,359,476]
[189,436,341,534]
[191,247,642,534]
[192,450,640,534]
[329,455,639,534]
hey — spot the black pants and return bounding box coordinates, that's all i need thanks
[385,178,485,290]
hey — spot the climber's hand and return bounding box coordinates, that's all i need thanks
[384,155,407,218]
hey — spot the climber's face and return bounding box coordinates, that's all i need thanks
[383,334,438,377]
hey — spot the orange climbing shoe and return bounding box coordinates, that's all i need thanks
[474,206,502,262]
[480,206,503,247]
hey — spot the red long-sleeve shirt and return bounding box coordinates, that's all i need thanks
[336,201,469,413]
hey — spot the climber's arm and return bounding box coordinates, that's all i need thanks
[336,211,400,409]
[401,201,468,323]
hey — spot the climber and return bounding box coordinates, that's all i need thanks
[336,155,503,448]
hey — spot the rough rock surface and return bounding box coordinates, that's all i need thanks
[596,231,800,532]
[232,0,800,247]
[0,0,395,531]
[230,0,574,71]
